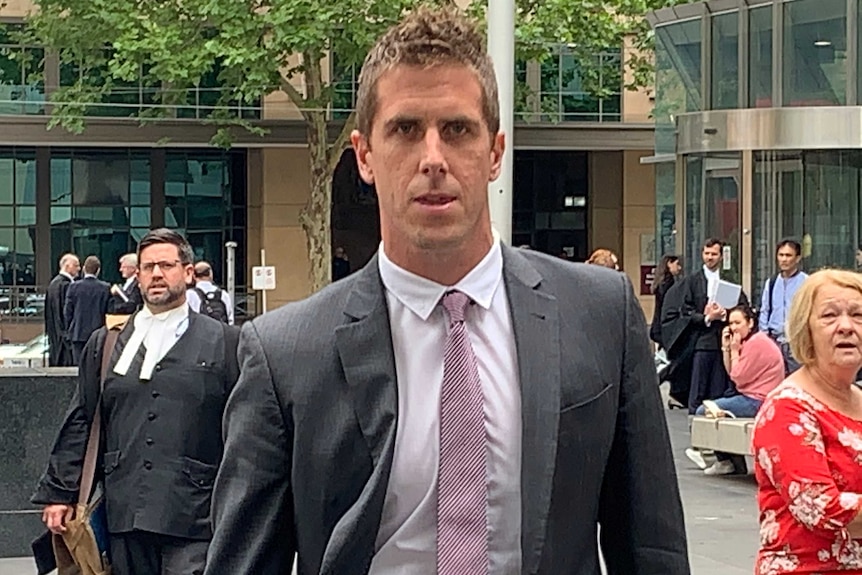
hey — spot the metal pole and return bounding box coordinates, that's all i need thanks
[225,241,237,308]
[260,248,267,314]
[487,0,515,245]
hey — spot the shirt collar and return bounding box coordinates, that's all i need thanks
[378,234,503,321]
[59,271,74,281]
[195,280,214,291]
[84,274,97,280]
[123,276,135,290]
[703,265,719,279]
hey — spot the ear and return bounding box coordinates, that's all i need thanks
[488,131,505,182]
[351,130,375,185]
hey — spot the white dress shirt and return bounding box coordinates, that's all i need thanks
[370,240,522,574]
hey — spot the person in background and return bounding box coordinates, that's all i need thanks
[332,246,351,281]
[752,269,862,573]
[587,248,620,270]
[108,253,143,315]
[680,238,749,414]
[685,304,784,475]
[855,243,862,271]
[63,255,110,365]
[34,229,240,575]
[186,261,234,325]
[758,239,807,375]
[650,254,682,347]
[45,253,79,367]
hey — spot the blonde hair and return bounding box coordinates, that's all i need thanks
[787,269,862,366]
[355,5,499,138]
[587,249,619,269]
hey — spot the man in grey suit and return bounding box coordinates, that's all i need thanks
[207,7,689,575]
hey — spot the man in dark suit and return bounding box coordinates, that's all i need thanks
[34,228,240,575]
[64,255,110,365]
[206,7,689,575]
[108,253,143,315]
[680,238,749,415]
[45,253,79,367]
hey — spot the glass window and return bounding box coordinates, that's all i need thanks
[0,158,12,204]
[655,162,677,259]
[783,0,847,106]
[15,152,36,205]
[655,19,702,155]
[711,12,739,110]
[0,148,39,285]
[749,6,773,107]
[685,154,742,284]
[71,152,130,205]
[0,24,45,116]
[752,150,861,303]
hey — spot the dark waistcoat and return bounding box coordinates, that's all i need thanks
[100,314,233,540]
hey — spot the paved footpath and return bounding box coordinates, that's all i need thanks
[0,387,759,575]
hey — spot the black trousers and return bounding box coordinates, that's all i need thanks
[688,350,729,414]
[110,530,208,575]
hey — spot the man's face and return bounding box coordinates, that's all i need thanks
[351,64,504,254]
[776,245,801,273]
[119,259,137,280]
[702,244,722,271]
[137,244,193,311]
[65,258,80,277]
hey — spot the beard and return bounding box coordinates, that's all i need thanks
[142,281,185,308]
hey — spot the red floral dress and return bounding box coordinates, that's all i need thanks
[752,385,862,574]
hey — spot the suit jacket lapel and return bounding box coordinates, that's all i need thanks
[502,247,560,575]
[324,255,398,574]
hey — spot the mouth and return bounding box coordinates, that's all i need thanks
[414,194,457,208]
[836,342,857,350]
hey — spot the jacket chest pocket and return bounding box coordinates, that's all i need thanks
[168,361,224,405]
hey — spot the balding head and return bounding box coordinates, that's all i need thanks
[59,253,80,276]
[194,262,213,281]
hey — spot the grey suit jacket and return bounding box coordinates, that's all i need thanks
[207,246,689,575]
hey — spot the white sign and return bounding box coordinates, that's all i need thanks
[252,266,276,291]
[722,245,732,270]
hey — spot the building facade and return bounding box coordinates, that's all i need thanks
[1,0,659,340]
[649,0,862,304]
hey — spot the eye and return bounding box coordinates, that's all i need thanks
[394,122,417,136]
[444,121,469,137]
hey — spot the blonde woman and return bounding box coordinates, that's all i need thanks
[752,269,862,574]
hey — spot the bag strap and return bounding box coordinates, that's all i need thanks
[78,327,122,506]
[767,273,780,325]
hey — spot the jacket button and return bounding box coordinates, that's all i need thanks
[146,437,154,446]
[148,412,156,421]
[144,461,152,470]
[155,364,162,372]
[151,390,160,398]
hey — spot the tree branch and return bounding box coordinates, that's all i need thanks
[279,74,310,123]
[328,110,357,173]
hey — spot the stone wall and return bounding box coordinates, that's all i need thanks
[0,368,76,557]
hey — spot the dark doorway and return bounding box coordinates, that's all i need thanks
[331,150,380,275]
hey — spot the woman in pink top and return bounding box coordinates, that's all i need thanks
[693,304,785,475]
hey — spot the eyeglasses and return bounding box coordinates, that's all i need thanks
[139,260,183,274]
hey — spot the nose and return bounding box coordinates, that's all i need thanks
[837,312,855,332]
[419,129,448,179]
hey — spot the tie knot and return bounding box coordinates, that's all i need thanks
[442,290,471,323]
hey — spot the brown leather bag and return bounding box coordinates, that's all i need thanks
[53,323,124,575]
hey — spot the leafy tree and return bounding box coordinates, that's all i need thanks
[21,0,690,293]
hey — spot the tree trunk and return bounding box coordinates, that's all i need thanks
[300,110,333,294]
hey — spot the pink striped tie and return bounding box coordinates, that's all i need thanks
[437,290,488,575]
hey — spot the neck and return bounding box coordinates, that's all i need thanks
[807,363,859,402]
[383,232,494,286]
[781,268,799,279]
[145,299,186,316]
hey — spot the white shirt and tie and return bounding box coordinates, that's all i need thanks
[113,304,190,380]
[370,238,522,574]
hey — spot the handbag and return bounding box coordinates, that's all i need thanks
[53,325,123,575]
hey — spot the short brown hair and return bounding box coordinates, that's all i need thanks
[355,5,499,138]
[137,228,194,265]
[787,269,862,366]
[83,255,101,275]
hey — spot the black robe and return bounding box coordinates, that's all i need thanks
[45,274,74,367]
[660,279,695,405]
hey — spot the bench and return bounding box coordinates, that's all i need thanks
[690,416,756,456]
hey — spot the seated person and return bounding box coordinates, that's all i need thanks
[686,304,785,476]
